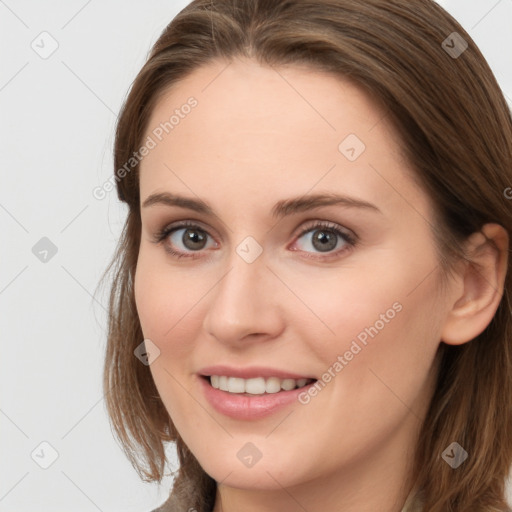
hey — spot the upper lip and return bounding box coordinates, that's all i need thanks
[198,365,316,380]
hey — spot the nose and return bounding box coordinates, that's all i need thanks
[202,244,285,347]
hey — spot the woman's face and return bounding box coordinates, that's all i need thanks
[135,58,450,497]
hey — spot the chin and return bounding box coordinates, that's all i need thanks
[198,452,305,491]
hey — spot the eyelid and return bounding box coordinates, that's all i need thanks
[292,219,357,244]
[152,219,220,243]
[152,219,222,248]
[286,219,357,260]
[153,218,358,260]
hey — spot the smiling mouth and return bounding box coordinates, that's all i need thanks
[201,375,317,395]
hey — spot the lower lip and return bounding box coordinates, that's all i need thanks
[199,376,316,420]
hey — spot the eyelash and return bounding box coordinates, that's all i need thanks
[151,220,357,261]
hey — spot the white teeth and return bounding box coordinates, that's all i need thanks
[246,377,266,394]
[209,375,313,394]
[227,377,245,393]
[265,377,282,394]
[281,378,296,391]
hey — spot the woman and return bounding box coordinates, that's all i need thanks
[98,0,512,510]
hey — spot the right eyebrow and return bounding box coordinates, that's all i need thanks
[142,192,213,215]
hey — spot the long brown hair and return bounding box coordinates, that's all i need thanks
[97,1,512,510]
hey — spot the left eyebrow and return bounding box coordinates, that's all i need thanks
[271,193,382,219]
[141,191,382,217]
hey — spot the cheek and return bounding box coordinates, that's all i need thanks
[131,237,444,485]
[299,248,443,409]
[315,264,442,421]
[278,258,439,364]
[134,257,206,423]
[134,250,211,354]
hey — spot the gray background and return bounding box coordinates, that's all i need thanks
[1,1,511,510]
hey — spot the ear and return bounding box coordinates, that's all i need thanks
[441,223,509,345]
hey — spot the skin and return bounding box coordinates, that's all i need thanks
[134,58,508,512]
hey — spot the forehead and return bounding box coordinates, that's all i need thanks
[139,58,429,219]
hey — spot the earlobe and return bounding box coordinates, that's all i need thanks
[440,223,509,346]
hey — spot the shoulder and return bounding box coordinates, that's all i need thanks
[148,495,179,512]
